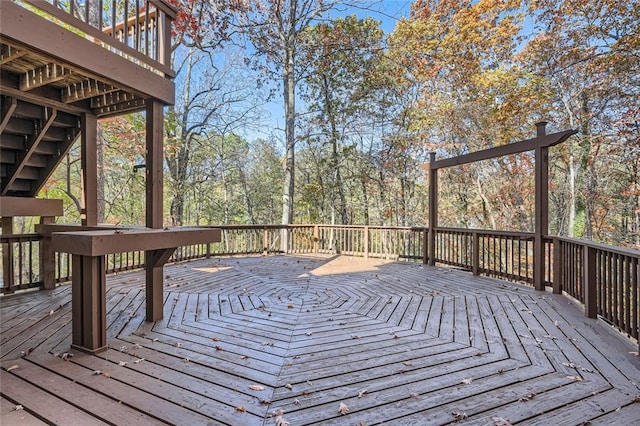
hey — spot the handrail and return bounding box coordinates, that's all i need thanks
[1,224,638,345]
[16,0,175,77]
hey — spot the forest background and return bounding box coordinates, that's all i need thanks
[39,0,640,249]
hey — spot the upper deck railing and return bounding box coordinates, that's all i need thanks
[15,0,176,77]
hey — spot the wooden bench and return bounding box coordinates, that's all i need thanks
[52,227,221,353]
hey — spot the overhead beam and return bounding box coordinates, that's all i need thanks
[93,98,147,116]
[1,109,57,196]
[20,64,71,91]
[62,80,118,104]
[90,91,140,108]
[0,44,27,65]
[430,129,579,170]
[0,197,63,217]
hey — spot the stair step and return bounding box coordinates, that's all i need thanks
[26,154,48,168]
[0,150,16,164]
[8,179,31,192]
[42,127,70,142]
[0,134,25,150]
[17,166,41,180]
[34,141,60,155]
[3,117,35,135]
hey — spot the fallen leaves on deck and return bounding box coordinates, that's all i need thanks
[235,406,247,413]
[285,383,293,390]
[7,365,19,372]
[14,405,24,411]
[249,385,265,391]
[461,378,473,384]
[338,402,349,415]
[118,361,128,367]
[566,375,583,382]
[491,416,513,426]
[451,411,467,422]
[358,389,368,398]
[518,393,536,402]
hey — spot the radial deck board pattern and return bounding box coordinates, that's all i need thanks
[1,254,640,425]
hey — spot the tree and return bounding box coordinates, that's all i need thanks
[301,15,384,224]
[237,0,353,225]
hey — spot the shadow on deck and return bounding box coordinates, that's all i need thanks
[1,255,640,425]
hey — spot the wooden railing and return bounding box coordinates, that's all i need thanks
[2,224,639,341]
[17,0,175,77]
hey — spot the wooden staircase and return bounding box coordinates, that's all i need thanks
[1,97,81,197]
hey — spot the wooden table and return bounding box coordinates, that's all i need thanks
[52,227,221,353]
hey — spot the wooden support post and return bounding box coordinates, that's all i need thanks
[552,237,562,294]
[263,227,269,255]
[39,216,56,289]
[472,231,480,276]
[364,226,369,259]
[145,99,164,322]
[71,254,107,353]
[81,113,98,226]
[313,225,319,255]
[1,217,14,292]
[534,122,549,291]
[422,228,428,264]
[428,152,438,266]
[584,245,598,319]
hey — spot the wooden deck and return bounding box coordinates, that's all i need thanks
[1,255,639,425]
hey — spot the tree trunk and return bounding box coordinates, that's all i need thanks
[281,46,295,225]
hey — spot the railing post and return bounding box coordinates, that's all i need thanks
[313,225,319,255]
[552,237,562,294]
[428,152,438,266]
[364,226,369,259]
[1,217,14,293]
[206,242,211,259]
[584,244,597,319]
[472,231,480,276]
[39,216,56,289]
[422,228,428,264]
[263,227,269,255]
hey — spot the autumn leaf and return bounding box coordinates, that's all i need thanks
[14,405,24,411]
[102,372,111,378]
[287,304,294,309]
[249,385,266,391]
[118,361,128,367]
[451,411,467,422]
[567,375,583,381]
[338,402,349,415]
[212,337,220,342]
[358,389,368,398]
[518,393,536,402]
[275,416,290,426]
[7,365,19,372]
[285,383,293,390]
[235,406,247,413]
[491,416,513,426]
[134,358,145,364]
[461,378,473,384]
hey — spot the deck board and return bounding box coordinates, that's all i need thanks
[2,254,640,425]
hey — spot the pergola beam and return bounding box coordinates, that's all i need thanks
[429,128,578,170]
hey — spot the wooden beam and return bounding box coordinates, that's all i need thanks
[534,122,550,291]
[0,80,92,116]
[81,113,98,226]
[51,228,221,257]
[90,91,139,108]
[1,108,57,196]
[430,129,578,170]
[0,197,63,217]
[93,98,147,116]
[62,80,117,104]
[428,152,438,266]
[20,64,71,91]
[0,44,27,65]
[0,96,17,134]
[146,100,164,229]
[1,217,14,292]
